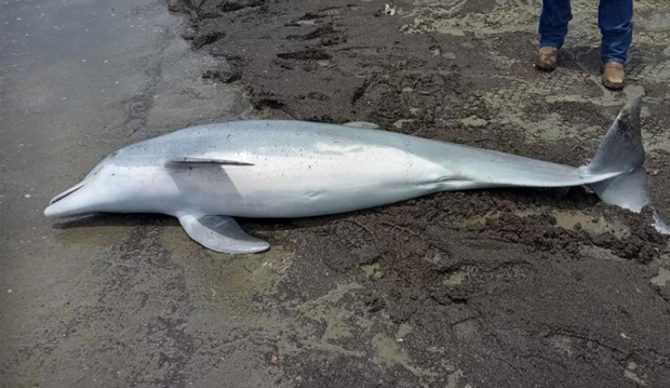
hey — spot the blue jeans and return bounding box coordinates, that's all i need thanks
[539,0,633,64]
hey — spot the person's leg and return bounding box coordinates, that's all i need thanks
[539,0,572,49]
[599,0,633,89]
[537,0,572,71]
[599,0,633,64]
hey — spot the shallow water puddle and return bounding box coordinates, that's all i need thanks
[372,333,438,377]
[650,267,670,287]
[459,208,630,238]
[552,211,630,238]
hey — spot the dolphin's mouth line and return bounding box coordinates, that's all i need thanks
[49,181,85,205]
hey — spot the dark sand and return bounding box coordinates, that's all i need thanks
[2,0,669,387]
[162,0,670,386]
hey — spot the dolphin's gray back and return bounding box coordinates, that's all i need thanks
[118,120,425,160]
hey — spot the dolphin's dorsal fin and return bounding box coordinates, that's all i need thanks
[166,157,254,167]
[343,121,380,129]
[177,213,270,254]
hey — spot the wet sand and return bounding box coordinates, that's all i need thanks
[2,0,670,387]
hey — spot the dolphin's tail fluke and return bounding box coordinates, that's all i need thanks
[583,97,669,235]
[590,167,649,212]
[586,97,650,212]
[588,97,645,175]
[585,97,651,213]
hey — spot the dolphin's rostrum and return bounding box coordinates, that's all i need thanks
[45,98,661,253]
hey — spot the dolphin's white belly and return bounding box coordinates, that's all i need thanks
[179,143,446,218]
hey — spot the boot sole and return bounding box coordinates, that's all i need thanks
[602,79,625,90]
[535,61,557,71]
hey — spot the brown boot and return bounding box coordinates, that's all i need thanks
[602,62,625,90]
[535,46,558,71]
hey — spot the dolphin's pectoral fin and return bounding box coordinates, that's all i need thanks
[166,157,254,167]
[177,213,270,254]
[343,121,380,129]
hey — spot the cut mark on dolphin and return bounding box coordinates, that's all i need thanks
[344,121,381,129]
[44,97,667,254]
[165,157,254,167]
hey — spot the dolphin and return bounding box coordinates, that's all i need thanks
[45,97,660,253]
